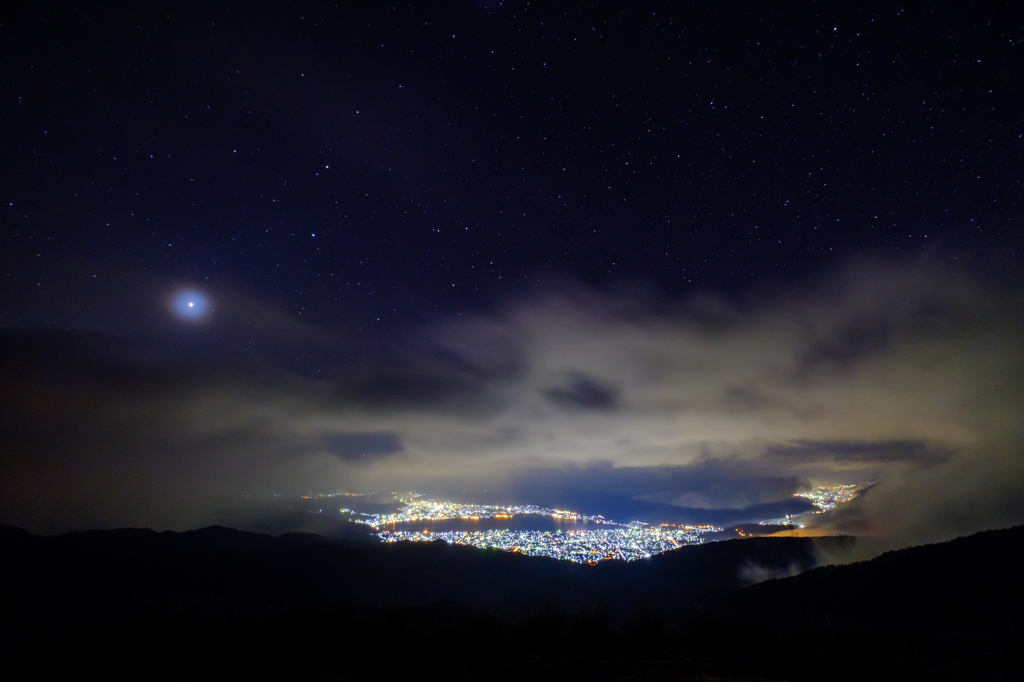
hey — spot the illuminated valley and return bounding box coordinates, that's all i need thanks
[337,494,717,563]
[379,525,715,563]
[324,486,862,563]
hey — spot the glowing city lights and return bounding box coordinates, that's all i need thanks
[353,495,615,528]
[759,484,861,526]
[351,494,719,563]
[380,525,715,563]
[795,484,859,512]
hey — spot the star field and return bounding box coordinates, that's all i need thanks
[2,3,1020,346]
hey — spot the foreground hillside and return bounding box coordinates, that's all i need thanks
[720,524,1024,637]
[1,524,1018,680]
[0,524,830,613]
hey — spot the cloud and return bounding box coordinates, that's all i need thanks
[766,440,951,467]
[544,373,620,411]
[2,259,1022,550]
[634,475,806,510]
[325,433,403,462]
[737,560,808,586]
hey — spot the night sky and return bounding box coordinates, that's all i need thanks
[2,3,1023,545]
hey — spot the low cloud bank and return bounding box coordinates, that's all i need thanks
[2,260,1022,555]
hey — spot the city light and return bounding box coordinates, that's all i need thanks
[795,484,859,511]
[759,484,862,526]
[380,525,715,563]
[353,494,615,528]
[351,494,719,563]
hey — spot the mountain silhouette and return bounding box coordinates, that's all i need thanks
[1,523,1018,680]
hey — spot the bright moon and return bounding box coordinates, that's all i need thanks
[171,289,210,320]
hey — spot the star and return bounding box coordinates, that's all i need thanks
[170,289,211,321]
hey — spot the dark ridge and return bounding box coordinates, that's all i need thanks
[718,525,1024,637]
[1,525,1019,679]
[0,523,34,539]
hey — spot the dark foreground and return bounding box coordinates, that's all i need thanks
[2,524,1021,680]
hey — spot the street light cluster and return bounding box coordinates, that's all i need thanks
[759,484,862,526]
[353,494,616,528]
[379,525,716,563]
[351,494,719,563]
[795,484,859,512]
